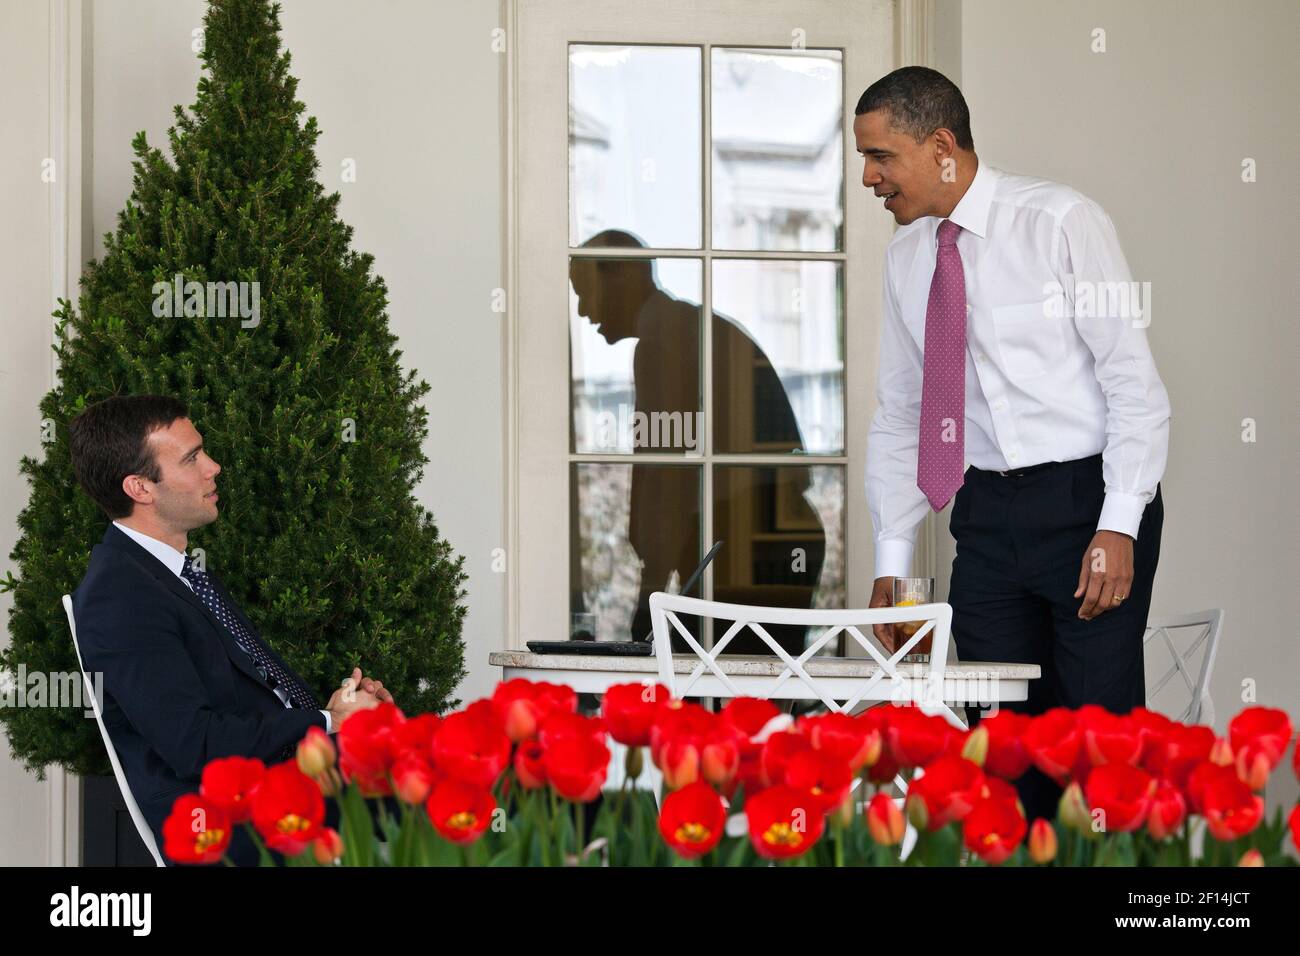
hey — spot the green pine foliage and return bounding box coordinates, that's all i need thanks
[1,0,467,778]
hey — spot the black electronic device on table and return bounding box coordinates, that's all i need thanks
[526,541,723,657]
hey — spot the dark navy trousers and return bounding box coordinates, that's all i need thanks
[950,453,1163,823]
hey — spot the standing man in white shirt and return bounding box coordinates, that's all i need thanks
[854,67,1169,822]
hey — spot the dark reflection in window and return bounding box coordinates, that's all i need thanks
[569,246,702,455]
[713,465,844,656]
[570,463,701,647]
[713,259,844,454]
[571,233,818,457]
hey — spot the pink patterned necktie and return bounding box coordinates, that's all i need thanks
[917,218,966,511]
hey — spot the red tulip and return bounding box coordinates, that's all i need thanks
[1144,722,1214,789]
[721,697,782,737]
[1288,803,1300,853]
[538,710,606,748]
[650,700,715,767]
[296,725,337,778]
[701,728,743,791]
[1027,818,1057,864]
[1083,763,1156,834]
[433,709,512,788]
[1127,707,1175,765]
[514,740,548,790]
[602,682,669,747]
[720,698,783,797]
[963,796,1027,865]
[979,711,1032,781]
[978,775,1022,811]
[426,779,496,845]
[1057,781,1092,835]
[492,679,544,742]
[803,712,879,771]
[1186,760,1238,815]
[1022,708,1082,785]
[867,747,901,785]
[199,756,265,824]
[1146,780,1187,841]
[783,749,853,815]
[760,730,813,788]
[535,682,580,720]
[865,792,905,846]
[543,733,609,802]
[1208,736,1235,767]
[392,757,436,805]
[338,701,407,796]
[1078,705,1143,767]
[312,827,344,865]
[491,680,577,743]
[658,781,726,859]
[905,756,986,830]
[887,705,963,768]
[745,785,825,860]
[661,735,702,791]
[961,725,989,767]
[1238,849,1265,867]
[250,762,326,855]
[1200,772,1265,842]
[1228,706,1293,769]
[391,713,443,764]
[162,794,231,865]
[1235,747,1273,791]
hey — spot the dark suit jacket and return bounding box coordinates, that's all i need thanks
[72,522,326,856]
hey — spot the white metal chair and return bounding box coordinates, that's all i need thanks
[648,592,966,859]
[1143,608,1224,726]
[62,594,166,867]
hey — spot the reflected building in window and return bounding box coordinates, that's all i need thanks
[566,44,846,654]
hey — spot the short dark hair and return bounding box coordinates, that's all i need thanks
[855,66,974,152]
[68,395,190,519]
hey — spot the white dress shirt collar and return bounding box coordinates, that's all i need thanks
[942,159,996,239]
[111,520,188,581]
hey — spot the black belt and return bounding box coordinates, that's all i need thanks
[971,453,1102,479]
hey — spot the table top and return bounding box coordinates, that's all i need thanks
[490,650,1040,680]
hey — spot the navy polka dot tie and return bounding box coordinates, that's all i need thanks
[180,554,319,710]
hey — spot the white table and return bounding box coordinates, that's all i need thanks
[489,650,1039,711]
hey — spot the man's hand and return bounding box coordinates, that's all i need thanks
[357,673,395,705]
[1075,530,1134,621]
[326,667,383,729]
[869,576,897,652]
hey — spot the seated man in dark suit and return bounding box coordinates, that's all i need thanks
[69,394,393,865]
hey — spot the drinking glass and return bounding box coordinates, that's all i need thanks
[892,577,935,662]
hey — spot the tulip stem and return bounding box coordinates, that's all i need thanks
[576,802,586,864]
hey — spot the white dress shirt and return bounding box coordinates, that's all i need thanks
[111,521,333,733]
[867,162,1170,578]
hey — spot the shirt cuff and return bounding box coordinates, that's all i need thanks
[320,709,333,734]
[874,539,915,579]
[1096,491,1146,540]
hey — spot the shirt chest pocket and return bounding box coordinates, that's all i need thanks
[990,301,1067,379]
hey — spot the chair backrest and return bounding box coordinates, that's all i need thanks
[648,591,962,724]
[62,594,166,867]
[1143,608,1224,726]
[649,592,956,863]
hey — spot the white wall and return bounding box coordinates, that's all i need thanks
[90,0,506,706]
[0,0,63,866]
[952,0,1299,813]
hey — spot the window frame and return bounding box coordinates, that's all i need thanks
[506,0,930,648]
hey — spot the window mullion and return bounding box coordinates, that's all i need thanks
[701,41,714,653]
